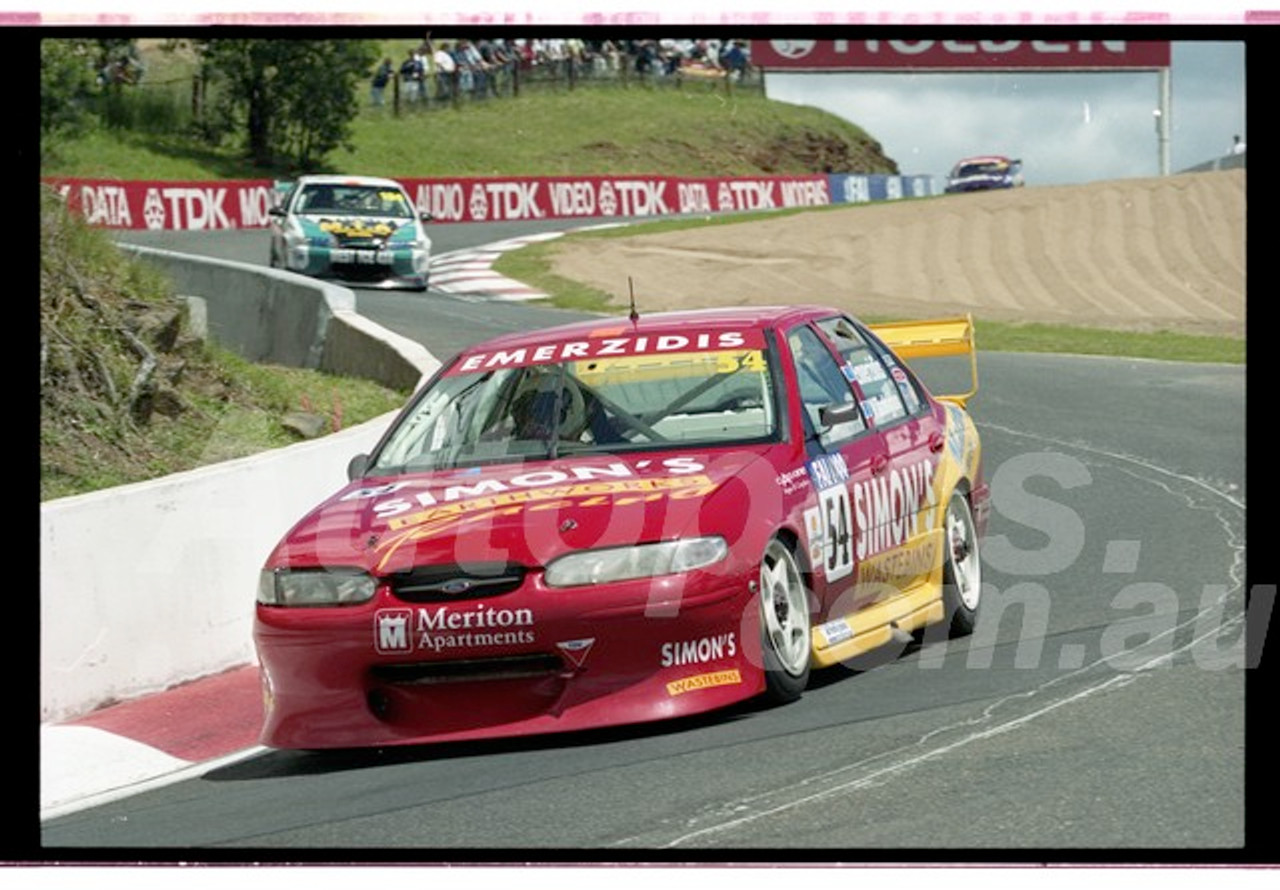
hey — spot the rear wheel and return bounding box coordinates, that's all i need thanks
[942,490,982,636]
[759,538,811,703]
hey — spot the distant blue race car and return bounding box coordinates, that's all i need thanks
[944,156,1024,194]
[269,174,433,291]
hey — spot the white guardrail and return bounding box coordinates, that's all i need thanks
[40,249,440,725]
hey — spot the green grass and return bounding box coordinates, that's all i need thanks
[966,319,1243,364]
[40,334,409,502]
[40,353,408,502]
[43,46,871,182]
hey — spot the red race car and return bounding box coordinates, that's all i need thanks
[254,305,989,749]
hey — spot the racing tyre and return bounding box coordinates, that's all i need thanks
[759,538,811,703]
[941,490,982,636]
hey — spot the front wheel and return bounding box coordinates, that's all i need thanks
[941,490,982,636]
[759,538,811,703]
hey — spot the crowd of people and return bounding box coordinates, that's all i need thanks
[372,36,754,107]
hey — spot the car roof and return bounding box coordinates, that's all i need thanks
[294,174,407,190]
[953,155,1016,167]
[457,305,845,355]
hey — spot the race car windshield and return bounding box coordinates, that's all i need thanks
[955,162,1009,177]
[368,348,779,473]
[298,184,415,218]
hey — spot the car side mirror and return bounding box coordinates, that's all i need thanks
[419,211,434,222]
[347,453,370,481]
[269,206,286,218]
[819,402,859,429]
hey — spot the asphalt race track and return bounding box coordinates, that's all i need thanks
[41,220,1248,853]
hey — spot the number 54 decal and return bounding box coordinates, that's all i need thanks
[805,484,853,582]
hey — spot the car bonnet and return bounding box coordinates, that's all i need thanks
[265,447,776,576]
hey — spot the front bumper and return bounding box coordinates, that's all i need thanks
[254,569,762,749]
[945,179,1015,193]
[287,243,430,289]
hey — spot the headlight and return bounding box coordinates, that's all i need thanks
[283,220,315,269]
[258,567,377,607]
[412,241,431,274]
[283,217,308,244]
[544,537,728,588]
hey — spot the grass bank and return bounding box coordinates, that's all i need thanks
[42,72,887,181]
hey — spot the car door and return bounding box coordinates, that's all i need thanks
[815,315,946,595]
[782,322,888,615]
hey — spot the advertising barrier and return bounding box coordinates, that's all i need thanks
[44,172,937,230]
[828,173,937,204]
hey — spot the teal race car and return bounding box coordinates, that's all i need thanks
[269,174,433,291]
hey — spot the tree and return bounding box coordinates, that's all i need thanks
[198,39,378,171]
[40,40,98,144]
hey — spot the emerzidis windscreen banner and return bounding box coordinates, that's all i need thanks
[752,40,1172,71]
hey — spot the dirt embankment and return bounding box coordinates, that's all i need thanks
[548,169,1245,339]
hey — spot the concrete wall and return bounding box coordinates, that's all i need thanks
[117,246,347,369]
[117,245,435,390]
[321,308,436,393]
[40,252,440,724]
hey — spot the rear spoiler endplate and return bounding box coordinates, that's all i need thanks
[867,313,978,409]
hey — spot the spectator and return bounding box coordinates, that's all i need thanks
[455,38,483,96]
[513,39,535,71]
[415,44,430,99]
[597,39,620,75]
[544,37,568,69]
[477,38,504,97]
[399,48,423,103]
[1231,134,1246,155]
[532,38,552,68]
[658,38,683,76]
[433,40,457,102]
[370,57,392,106]
[494,39,519,91]
[452,40,475,95]
[634,40,657,76]
[566,36,586,78]
[722,40,749,80]
[705,38,723,68]
[417,41,436,99]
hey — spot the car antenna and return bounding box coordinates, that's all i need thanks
[628,277,640,323]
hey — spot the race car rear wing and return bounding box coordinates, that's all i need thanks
[868,314,978,409]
